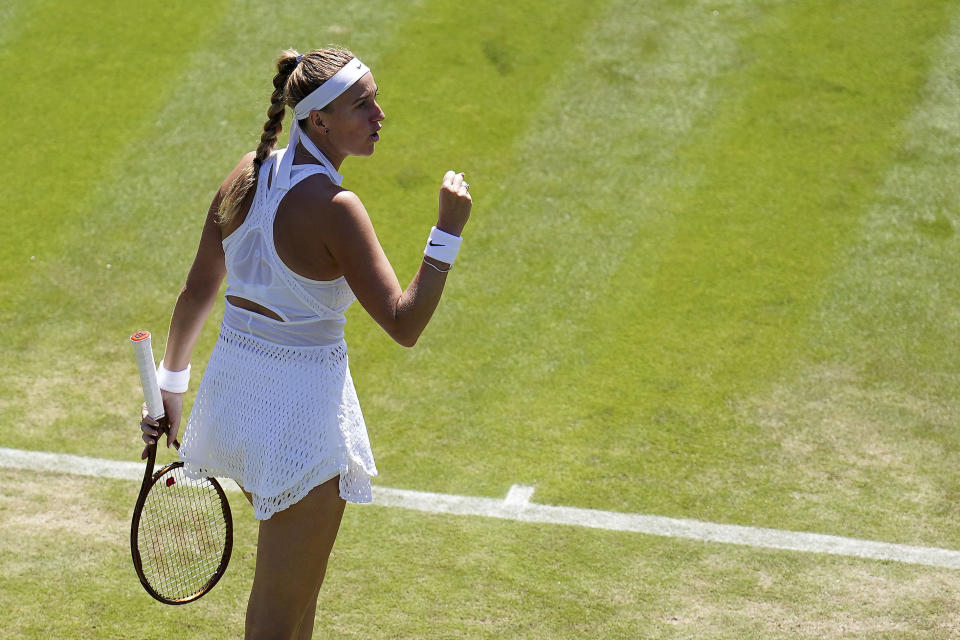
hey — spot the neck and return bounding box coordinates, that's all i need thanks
[299,130,344,171]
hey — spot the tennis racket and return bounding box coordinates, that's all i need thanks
[129,330,233,605]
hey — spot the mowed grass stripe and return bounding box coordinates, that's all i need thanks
[0,0,232,448]
[536,0,957,521]
[0,0,230,304]
[333,1,615,486]
[0,0,410,458]
[0,0,29,45]
[738,7,960,549]
[343,0,609,249]
[349,0,755,499]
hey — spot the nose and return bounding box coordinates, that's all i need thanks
[373,100,385,123]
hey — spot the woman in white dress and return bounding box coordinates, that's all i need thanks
[139,46,472,639]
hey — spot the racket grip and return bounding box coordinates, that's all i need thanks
[130,331,166,420]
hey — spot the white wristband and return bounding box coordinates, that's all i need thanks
[157,360,191,393]
[423,226,462,265]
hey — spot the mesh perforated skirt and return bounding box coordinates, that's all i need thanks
[180,323,377,520]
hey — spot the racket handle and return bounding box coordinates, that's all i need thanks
[130,331,166,421]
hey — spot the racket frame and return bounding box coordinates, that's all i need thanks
[129,330,233,605]
[130,423,234,605]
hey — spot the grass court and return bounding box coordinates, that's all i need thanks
[2,0,960,637]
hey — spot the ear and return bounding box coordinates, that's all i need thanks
[309,111,328,134]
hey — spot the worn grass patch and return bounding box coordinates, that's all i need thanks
[2,468,960,639]
[738,360,958,544]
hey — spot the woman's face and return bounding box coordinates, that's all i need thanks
[318,72,384,161]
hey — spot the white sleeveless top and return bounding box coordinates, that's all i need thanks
[222,152,354,346]
[179,149,378,519]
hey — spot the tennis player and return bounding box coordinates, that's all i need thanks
[139,47,472,638]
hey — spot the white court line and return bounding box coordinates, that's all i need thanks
[2,446,959,570]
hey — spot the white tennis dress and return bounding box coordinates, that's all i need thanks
[179,149,377,520]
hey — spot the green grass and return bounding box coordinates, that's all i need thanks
[2,468,959,639]
[544,0,960,536]
[2,0,960,637]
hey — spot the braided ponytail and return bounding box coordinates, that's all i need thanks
[217,49,301,225]
[217,47,357,225]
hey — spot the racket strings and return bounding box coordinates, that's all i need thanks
[136,465,229,601]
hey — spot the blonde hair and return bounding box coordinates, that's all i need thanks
[217,47,356,225]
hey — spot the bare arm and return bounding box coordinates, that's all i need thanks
[325,170,472,347]
[161,201,227,371]
[163,153,255,369]
[141,156,250,453]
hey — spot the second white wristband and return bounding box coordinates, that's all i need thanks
[423,226,463,264]
[157,361,191,393]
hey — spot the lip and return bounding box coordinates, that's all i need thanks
[370,131,380,142]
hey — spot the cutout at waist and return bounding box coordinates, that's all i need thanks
[222,300,346,347]
[226,295,284,322]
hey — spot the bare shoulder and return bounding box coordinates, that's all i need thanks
[324,188,375,246]
[219,151,257,194]
[272,174,374,279]
[280,174,369,233]
[328,188,368,226]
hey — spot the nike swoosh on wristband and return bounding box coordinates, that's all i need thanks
[428,241,445,246]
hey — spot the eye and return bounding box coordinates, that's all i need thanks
[357,92,379,109]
